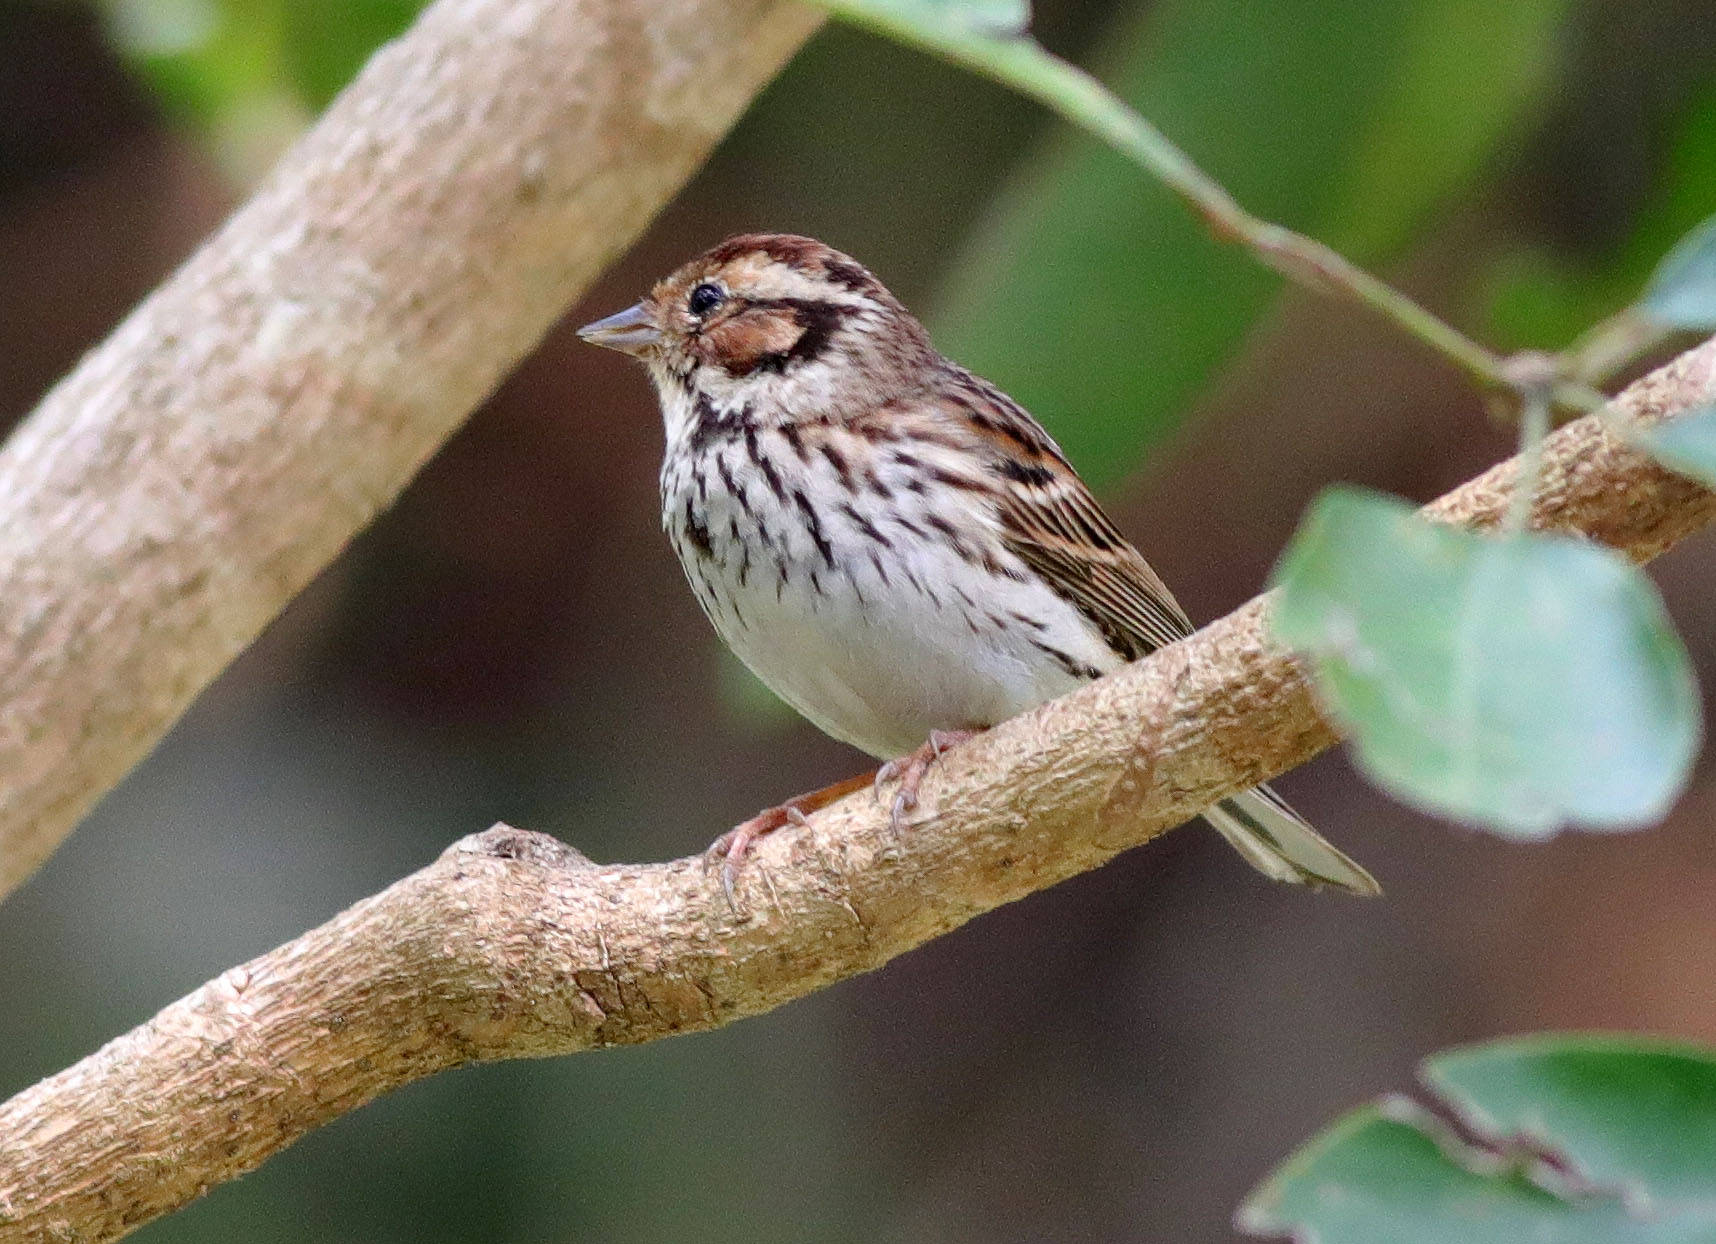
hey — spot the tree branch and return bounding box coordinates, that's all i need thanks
[0,0,824,899]
[3,338,1714,1243]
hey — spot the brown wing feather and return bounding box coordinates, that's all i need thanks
[940,368,1194,662]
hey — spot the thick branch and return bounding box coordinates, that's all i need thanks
[0,0,824,898]
[3,339,1714,1243]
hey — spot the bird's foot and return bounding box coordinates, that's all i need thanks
[705,771,873,911]
[872,728,980,833]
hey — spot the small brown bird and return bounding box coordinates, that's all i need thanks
[580,234,1377,902]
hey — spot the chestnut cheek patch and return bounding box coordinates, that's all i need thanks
[707,311,807,377]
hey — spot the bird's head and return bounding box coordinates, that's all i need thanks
[578,234,936,421]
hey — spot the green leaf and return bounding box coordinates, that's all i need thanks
[1635,404,1716,489]
[1270,487,1700,836]
[1427,1036,1716,1208]
[1642,212,1716,331]
[1240,1034,1716,1243]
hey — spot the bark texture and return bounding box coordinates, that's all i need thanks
[0,0,824,898]
[2,337,1714,1243]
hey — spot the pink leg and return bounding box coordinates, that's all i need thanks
[872,728,981,833]
[705,770,875,910]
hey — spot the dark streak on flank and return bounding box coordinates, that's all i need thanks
[928,465,987,492]
[717,452,742,504]
[727,516,752,587]
[1032,639,1105,682]
[981,548,1030,583]
[924,513,970,558]
[818,440,853,487]
[752,510,777,555]
[793,489,836,568]
[839,502,892,549]
[682,497,714,559]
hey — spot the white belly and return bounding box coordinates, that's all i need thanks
[662,432,1121,760]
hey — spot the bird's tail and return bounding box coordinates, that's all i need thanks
[1204,786,1380,896]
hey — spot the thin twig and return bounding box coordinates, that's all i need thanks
[1564,306,1679,389]
[1501,352,1557,535]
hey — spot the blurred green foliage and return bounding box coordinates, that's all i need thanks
[98,0,425,173]
[101,0,282,122]
[102,0,423,116]
[931,0,1571,485]
[280,0,424,106]
[1489,88,1716,351]
[1242,1035,1716,1242]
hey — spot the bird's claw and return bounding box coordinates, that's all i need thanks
[889,786,917,834]
[705,765,919,911]
[703,798,830,913]
[873,729,978,836]
[702,824,757,912]
[872,760,902,806]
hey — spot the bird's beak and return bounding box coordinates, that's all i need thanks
[576,302,661,356]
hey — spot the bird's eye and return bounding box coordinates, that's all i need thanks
[687,283,725,316]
